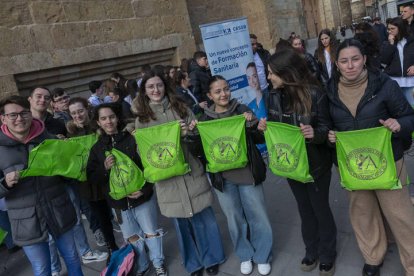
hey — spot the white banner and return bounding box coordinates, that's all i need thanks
[200,17,258,106]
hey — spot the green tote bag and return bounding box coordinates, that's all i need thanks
[197,115,248,173]
[336,127,400,190]
[134,121,190,182]
[265,122,314,183]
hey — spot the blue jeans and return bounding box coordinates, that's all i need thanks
[173,206,226,273]
[215,181,273,263]
[50,185,91,273]
[0,210,14,249]
[24,228,83,276]
[117,195,164,273]
[402,86,414,106]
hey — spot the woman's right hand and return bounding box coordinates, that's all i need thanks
[198,101,208,109]
[328,130,337,143]
[258,118,267,131]
[104,155,115,170]
[388,34,395,45]
[5,171,19,188]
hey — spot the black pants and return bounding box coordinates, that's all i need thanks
[288,169,337,263]
[89,200,118,250]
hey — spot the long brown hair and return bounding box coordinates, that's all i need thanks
[133,70,188,123]
[268,49,319,115]
[316,29,337,65]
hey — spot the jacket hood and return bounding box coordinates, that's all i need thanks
[0,118,45,145]
[203,98,240,119]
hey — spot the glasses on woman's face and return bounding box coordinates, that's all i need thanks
[2,111,32,120]
[145,83,164,91]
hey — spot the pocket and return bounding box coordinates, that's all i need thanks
[8,206,42,242]
[51,194,76,230]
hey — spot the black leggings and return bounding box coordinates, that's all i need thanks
[89,200,118,250]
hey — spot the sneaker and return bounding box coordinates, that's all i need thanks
[240,260,253,275]
[319,263,335,276]
[136,266,150,276]
[258,263,271,275]
[82,249,108,264]
[155,264,167,276]
[52,272,60,276]
[94,229,106,247]
[301,257,318,272]
[112,221,122,233]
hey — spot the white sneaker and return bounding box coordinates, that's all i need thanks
[240,260,253,275]
[82,249,108,264]
[52,272,60,276]
[258,263,271,275]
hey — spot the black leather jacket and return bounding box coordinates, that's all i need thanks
[267,86,333,180]
[326,70,414,161]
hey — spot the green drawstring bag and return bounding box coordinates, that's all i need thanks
[197,115,248,173]
[20,139,90,181]
[134,121,190,182]
[265,122,314,183]
[68,133,98,150]
[106,148,146,200]
[336,127,400,190]
[0,227,7,245]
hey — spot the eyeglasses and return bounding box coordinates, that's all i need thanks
[145,83,164,91]
[53,95,70,102]
[2,111,32,120]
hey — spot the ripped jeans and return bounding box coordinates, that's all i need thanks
[116,195,164,273]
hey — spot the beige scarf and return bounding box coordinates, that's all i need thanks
[338,69,368,117]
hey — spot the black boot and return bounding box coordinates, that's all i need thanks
[362,263,382,276]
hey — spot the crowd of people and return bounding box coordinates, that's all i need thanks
[1,4,414,276]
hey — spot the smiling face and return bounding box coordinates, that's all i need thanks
[320,33,331,48]
[28,88,51,113]
[246,66,260,91]
[267,65,284,89]
[97,107,118,135]
[144,76,165,104]
[53,93,70,112]
[207,79,231,110]
[336,46,367,82]
[69,102,89,126]
[1,103,32,138]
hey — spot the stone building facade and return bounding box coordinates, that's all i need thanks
[0,0,357,98]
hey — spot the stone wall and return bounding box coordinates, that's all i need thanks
[351,0,368,20]
[0,0,196,97]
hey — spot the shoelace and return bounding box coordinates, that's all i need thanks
[155,266,166,275]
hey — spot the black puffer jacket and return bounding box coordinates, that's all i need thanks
[381,35,414,77]
[0,130,76,246]
[198,99,266,191]
[326,70,414,161]
[267,86,333,180]
[86,131,153,210]
[188,61,211,102]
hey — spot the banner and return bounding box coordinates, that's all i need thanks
[197,115,248,173]
[20,139,90,181]
[134,121,190,182]
[106,148,146,200]
[336,127,400,190]
[265,122,313,183]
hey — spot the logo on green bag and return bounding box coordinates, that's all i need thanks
[270,143,299,172]
[209,136,241,164]
[346,148,387,180]
[113,162,135,187]
[147,142,178,169]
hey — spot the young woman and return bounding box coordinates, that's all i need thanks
[327,38,414,276]
[133,71,225,276]
[381,17,414,106]
[314,29,338,86]
[86,103,166,276]
[288,37,321,83]
[199,75,272,276]
[258,49,337,276]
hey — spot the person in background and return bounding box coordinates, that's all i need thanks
[174,70,207,116]
[137,64,152,88]
[327,38,414,276]
[314,29,338,87]
[51,88,72,124]
[381,17,414,106]
[110,73,128,99]
[189,51,211,103]
[199,75,272,276]
[288,36,321,82]
[108,87,134,120]
[250,33,272,96]
[260,49,337,276]
[132,70,226,276]
[401,4,414,36]
[372,17,388,43]
[0,95,83,276]
[88,80,105,107]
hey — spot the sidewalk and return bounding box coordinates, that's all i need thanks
[2,156,410,276]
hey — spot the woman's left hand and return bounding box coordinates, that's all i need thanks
[300,123,314,139]
[127,191,143,199]
[407,65,414,76]
[179,120,189,136]
[243,112,253,122]
[188,120,198,131]
[380,118,401,133]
